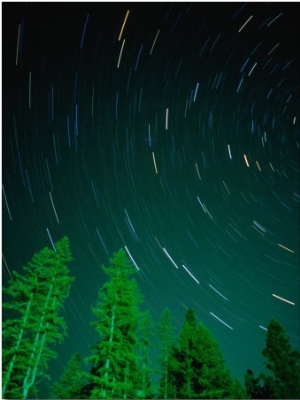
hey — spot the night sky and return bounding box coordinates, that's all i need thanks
[2,1,300,396]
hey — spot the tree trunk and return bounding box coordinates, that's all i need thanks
[22,281,54,398]
[102,304,116,396]
[164,366,168,399]
[2,292,33,398]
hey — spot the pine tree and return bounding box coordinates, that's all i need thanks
[136,310,154,398]
[167,309,202,398]
[167,309,238,399]
[245,318,300,399]
[85,248,144,399]
[157,308,175,399]
[263,318,300,398]
[227,378,248,399]
[245,369,271,398]
[2,236,74,399]
[49,353,86,399]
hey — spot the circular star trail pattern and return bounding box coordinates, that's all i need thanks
[2,2,300,393]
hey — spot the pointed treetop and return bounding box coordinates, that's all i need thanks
[103,248,137,278]
[184,309,197,327]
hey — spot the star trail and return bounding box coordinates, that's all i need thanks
[2,2,300,396]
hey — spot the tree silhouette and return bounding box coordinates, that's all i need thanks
[245,318,300,399]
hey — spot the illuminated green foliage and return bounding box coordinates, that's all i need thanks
[136,310,155,398]
[49,353,86,399]
[84,248,145,399]
[2,236,74,399]
[164,309,246,398]
[157,307,175,399]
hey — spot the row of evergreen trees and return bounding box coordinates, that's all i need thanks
[2,236,300,399]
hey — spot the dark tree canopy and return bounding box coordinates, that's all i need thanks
[245,318,300,399]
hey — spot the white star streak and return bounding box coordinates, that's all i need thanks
[210,312,233,330]
[182,264,200,284]
[272,293,295,306]
[125,245,140,271]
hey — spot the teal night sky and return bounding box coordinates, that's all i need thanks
[2,2,300,395]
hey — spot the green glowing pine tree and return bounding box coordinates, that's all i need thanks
[85,248,145,399]
[136,310,154,398]
[49,353,86,399]
[157,307,176,399]
[2,236,74,399]
[167,309,243,398]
